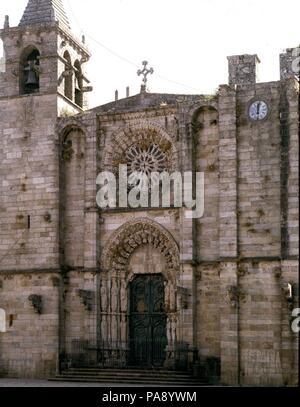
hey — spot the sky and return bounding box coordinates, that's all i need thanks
[0,0,299,107]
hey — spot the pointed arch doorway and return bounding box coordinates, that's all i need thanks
[129,274,167,367]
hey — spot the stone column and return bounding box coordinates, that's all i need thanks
[175,105,198,367]
[84,116,98,270]
[218,85,239,385]
[220,262,239,385]
[164,281,178,369]
[282,78,299,386]
[177,208,197,368]
[100,277,108,343]
[218,85,238,259]
[120,277,128,345]
[110,276,119,344]
[178,262,196,346]
[285,78,299,257]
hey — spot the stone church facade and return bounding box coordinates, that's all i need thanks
[0,0,298,386]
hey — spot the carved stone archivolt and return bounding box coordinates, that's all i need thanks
[101,218,180,279]
[56,118,87,142]
[103,123,178,175]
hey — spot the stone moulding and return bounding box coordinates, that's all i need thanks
[56,116,87,138]
[101,218,180,281]
[103,122,179,174]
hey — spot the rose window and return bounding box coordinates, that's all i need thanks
[126,144,167,188]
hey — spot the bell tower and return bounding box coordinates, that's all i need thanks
[0,0,91,273]
[0,0,92,112]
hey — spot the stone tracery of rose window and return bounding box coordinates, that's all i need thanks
[105,127,178,189]
[126,144,167,188]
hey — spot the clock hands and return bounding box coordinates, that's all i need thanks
[249,101,268,121]
[256,102,261,119]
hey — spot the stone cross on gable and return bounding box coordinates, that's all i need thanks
[137,61,154,92]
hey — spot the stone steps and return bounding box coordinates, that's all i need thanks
[50,368,208,386]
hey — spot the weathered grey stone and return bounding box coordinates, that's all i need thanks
[0,0,298,388]
[19,0,70,31]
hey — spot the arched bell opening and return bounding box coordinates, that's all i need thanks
[63,51,73,101]
[20,46,40,95]
[74,60,83,108]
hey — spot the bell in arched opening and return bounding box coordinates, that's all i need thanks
[74,60,83,108]
[20,47,40,95]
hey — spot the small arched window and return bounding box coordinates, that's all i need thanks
[63,51,73,101]
[20,46,40,95]
[74,60,83,108]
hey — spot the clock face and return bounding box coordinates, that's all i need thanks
[249,100,268,121]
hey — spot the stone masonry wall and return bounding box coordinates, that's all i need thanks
[237,82,282,257]
[0,272,59,378]
[194,106,220,261]
[64,271,96,356]
[61,128,85,269]
[239,260,298,386]
[0,33,298,385]
[0,94,60,271]
[196,264,221,360]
